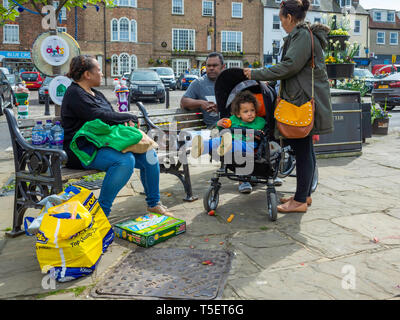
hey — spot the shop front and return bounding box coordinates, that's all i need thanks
[0,51,34,74]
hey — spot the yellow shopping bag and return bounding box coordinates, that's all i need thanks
[35,185,114,282]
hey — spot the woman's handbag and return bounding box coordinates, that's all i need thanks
[274,26,315,139]
[122,129,159,154]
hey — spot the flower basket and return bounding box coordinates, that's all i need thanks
[327,35,350,51]
[326,63,355,79]
[372,118,389,135]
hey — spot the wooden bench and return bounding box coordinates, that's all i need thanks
[4,102,206,237]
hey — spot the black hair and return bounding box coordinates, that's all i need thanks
[280,0,310,22]
[231,90,259,116]
[206,52,225,66]
[66,54,97,81]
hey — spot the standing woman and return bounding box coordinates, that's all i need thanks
[244,0,333,213]
[62,55,173,217]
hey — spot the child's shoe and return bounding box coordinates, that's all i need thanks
[217,132,233,156]
[191,134,204,158]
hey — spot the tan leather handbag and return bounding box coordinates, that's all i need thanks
[122,129,158,154]
[274,26,315,139]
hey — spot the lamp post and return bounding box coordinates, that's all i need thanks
[272,41,278,64]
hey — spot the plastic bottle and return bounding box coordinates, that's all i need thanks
[50,121,64,150]
[43,120,53,148]
[32,121,45,146]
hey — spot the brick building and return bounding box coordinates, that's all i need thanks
[1,0,264,82]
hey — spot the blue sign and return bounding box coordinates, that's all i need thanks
[0,51,31,59]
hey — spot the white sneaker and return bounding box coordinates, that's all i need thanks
[217,132,233,156]
[190,135,204,159]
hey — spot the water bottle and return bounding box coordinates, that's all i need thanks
[43,120,53,148]
[32,121,45,146]
[50,121,64,150]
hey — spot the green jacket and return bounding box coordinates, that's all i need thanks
[218,115,266,141]
[251,22,333,136]
[70,119,143,166]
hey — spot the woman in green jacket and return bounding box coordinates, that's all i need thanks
[244,0,333,213]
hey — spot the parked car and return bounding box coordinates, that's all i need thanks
[372,72,400,110]
[372,64,400,77]
[121,72,130,83]
[353,68,377,93]
[0,67,10,75]
[177,74,199,90]
[0,69,13,116]
[149,67,176,90]
[6,73,22,104]
[129,68,165,103]
[20,71,44,90]
[38,77,54,104]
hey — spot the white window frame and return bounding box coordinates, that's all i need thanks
[172,0,184,15]
[111,18,138,42]
[390,32,398,45]
[374,11,382,22]
[114,0,137,7]
[3,24,19,44]
[130,19,137,42]
[232,2,243,19]
[311,0,320,6]
[353,20,361,34]
[387,12,395,22]
[226,60,242,68]
[273,15,280,30]
[314,17,321,23]
[340,0,351,8]
[377,31,385,45]
[202,0,214,17]
[3,0,9,10]
[173,59,190,77]
[221,31,242,52]
[111,53,138,76]
[275,0,282,3]
[172,28,195,51]
[53,1,67,20]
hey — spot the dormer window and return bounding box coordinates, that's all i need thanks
[339,0,351,8]
[374,11,382,22]
[387,12,395,22]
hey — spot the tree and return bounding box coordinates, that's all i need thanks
[0,0,114,26]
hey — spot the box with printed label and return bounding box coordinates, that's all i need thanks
[113,213,186,247]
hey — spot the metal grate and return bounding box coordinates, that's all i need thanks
[91,248,233,300]
[67,179,104,190]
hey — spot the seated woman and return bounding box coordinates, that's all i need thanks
[61,55,173,217]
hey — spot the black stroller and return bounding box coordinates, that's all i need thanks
[202,68,283,221]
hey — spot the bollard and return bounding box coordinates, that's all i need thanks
[44,90,50,116]
[165,88,170,109]
[127,89,131,111]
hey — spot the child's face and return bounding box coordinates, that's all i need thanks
[238,102,256,123]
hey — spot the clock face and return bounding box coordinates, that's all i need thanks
[32,31,81,77]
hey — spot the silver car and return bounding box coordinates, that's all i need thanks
[372,72,400,110]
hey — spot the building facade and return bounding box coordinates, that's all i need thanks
[368,7,400,67]
[261,0,370,67]
[1,0,264,82]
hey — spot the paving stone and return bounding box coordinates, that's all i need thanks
[332,213,400,245]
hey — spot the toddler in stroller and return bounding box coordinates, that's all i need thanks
[199,68,283,221]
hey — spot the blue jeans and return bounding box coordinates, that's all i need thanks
[82,147,160,217]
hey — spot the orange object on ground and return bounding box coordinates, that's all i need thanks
[227,214,235,223]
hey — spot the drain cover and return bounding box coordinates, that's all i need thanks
[91,248,233,300]
[68,179,103,190]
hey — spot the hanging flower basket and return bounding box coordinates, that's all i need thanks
[326,63,355,79]
[327,34,350,51]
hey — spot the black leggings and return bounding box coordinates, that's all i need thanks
[285,135,316,203]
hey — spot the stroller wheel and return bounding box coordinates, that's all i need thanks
[203,186,220,212]
[267,189,278,221]
[278,152,296,178]
[311,163,319,193]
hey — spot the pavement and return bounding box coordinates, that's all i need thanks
[0,93,400,300]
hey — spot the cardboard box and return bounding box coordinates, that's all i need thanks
[113,213,186,247]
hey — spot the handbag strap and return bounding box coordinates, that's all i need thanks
[278,25,315,100]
